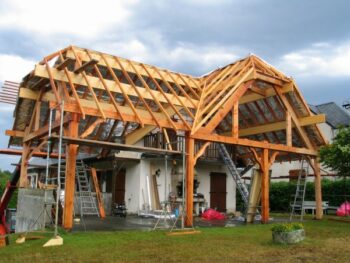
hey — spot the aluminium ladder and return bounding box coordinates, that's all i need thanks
[290,158,309,221]
[76,160,100,217]
[218,143,250,208]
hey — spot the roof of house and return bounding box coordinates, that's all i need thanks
[310,102,350,128]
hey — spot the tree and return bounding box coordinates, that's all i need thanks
[319,126,350,177]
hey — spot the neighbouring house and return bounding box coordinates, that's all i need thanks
[269,102,350,181]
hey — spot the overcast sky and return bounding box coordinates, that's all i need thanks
[0,0,349,170]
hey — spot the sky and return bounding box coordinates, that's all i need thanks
[0,0,349,171]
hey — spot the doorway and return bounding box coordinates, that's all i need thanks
[210,172,227,212]
[114,168,126,204]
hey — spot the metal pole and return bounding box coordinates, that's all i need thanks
[54,101,64,237]
[43,108,53,229]
[164,154,168,202]
[181,137,185,229]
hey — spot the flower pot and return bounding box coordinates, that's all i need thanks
[272,229,305,244]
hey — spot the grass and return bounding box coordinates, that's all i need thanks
[1,219,350,263]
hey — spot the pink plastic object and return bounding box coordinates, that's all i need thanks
[336,201,350,216]
[201,208,225,220]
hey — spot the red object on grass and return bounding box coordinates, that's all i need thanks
[201,208,225,220]
[336,201,350,216]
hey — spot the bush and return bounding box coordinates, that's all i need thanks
[0,169,18,208]
[271,223,304,233]
[236,178,350,212]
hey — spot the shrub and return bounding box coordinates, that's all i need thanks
[271,223,304,233]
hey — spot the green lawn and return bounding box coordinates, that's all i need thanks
[1,219,350,263]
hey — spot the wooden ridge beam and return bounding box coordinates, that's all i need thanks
[191,132,318,156]
[33,64,197,109]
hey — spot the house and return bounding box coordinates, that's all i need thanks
[270,102,350,181]
[0,46,328,232]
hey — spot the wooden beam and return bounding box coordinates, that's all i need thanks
[232,101,239,138]
[194,142,211,165]
[286,112,292,146]
[5,130,25,138]
[51,135,182,155]
[185,133,195,226]
[191,132,318,156]
[63,113,80,230]
[308,158,323,219]
[73,59,98,74]
[90,167,106,219]
[56,57,74,70]
[259,148,269,223]
[0,148,64,158]
[239,84,293,104]
[80,118,104,139]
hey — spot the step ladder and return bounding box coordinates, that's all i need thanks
[218,143,249,208]
[76,160,100,217]
[290,158,309,221]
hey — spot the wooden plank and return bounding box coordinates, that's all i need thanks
[194,142,211,165]
[191,132,318,156]
[33,64,197,109]
[90,167,106,219]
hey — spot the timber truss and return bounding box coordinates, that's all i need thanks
[4,45,326,228]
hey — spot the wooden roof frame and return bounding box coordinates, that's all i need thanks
[6,45,326,160]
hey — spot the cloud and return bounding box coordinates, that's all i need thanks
[0,54,35,82]
[278,41,350,78]
[0,0,138,39]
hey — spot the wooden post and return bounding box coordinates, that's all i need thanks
[261,148,269,224]
[312,159,323,219]
[185,132,195,226]
[286,112,292,146]
[19,127,30,188]
[63,113,80,229]
[232,101,239,138]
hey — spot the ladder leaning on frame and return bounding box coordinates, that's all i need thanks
[290,157,309,221]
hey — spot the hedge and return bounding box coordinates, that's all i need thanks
[236,178,350,212]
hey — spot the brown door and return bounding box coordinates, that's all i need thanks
[114,169,126,204]
[210,172,227,212]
